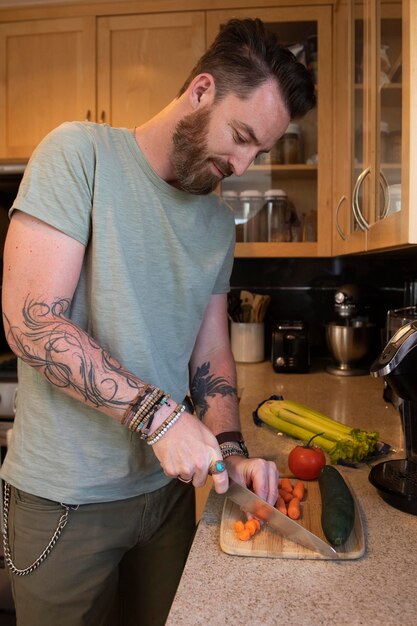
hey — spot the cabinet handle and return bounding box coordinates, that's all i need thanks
[335,195,347,240]
[379,171,390,219]
[85,110,92,122]
[100,110,106,124]
[352,167,370,231]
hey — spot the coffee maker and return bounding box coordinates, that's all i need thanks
[369,321,417,514]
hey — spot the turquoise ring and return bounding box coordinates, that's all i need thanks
[208,459,226,475]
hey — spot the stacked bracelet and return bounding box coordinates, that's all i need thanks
[123,386,170,435]
[146,403,186,446]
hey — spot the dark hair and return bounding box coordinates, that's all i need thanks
[178,18,316,120]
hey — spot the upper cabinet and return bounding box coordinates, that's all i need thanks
[0,17,96,158]
[0,11,205,158]
[97,12,205,128]
[207,6,333,258]
[333,0,416,254]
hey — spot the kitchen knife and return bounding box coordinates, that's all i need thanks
[226,478,338,558]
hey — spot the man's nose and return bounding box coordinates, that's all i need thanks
[229,152,259,177]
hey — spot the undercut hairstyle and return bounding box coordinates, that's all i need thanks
[178,18,316,120]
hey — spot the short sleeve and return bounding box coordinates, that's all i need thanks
[10,122,96,246]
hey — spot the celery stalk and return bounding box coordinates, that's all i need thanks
[257,403,336,454]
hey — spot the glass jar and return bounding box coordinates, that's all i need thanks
[282,123,302,164]
[263,189,291,242]
[238,190,263,242]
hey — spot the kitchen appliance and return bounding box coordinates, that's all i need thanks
[384,306,417,407]
[369,321,417,514]
[225,478,337,558]
[271,320,310,373]
[325,284,375,376]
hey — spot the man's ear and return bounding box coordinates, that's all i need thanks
[189,73,215,109]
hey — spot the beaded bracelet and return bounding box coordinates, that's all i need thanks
[127,389,166,432]
[121,385,152,426]
[146,403,186,446]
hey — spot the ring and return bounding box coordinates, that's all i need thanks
[177,475,193,484]
[208,459,226,475]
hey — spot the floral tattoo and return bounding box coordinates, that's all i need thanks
[3,296,143,410]
[190,361,236,419]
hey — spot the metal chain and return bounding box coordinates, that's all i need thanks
[2,482,77,576]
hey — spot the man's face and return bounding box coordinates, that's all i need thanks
[171,79,291,195]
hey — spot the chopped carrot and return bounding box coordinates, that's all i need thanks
[250,518,261,531]
[281,477,293,493]
[245,520,258,536]
[287,496,301,520]
[234,520,245,533]
[279,489,293,503]
[275,495,287,515]
[293,480,305,501]
[237,528,251,541]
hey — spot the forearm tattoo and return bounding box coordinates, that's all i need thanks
[190,361,236,419]
[3,296,144,410]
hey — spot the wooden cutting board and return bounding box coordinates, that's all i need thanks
[220,480,365,560]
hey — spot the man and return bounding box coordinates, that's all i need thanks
[0,18,315,626]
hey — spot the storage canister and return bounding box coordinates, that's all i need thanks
[238,189,264,242]
[282,123,302,164]
[263,189,291,242]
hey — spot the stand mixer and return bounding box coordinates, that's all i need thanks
[325,284,374,376]
[369,321,417,514]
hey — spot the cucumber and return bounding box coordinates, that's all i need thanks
[318,465,355,546]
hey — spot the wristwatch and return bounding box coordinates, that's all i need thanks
[215,431,249,459]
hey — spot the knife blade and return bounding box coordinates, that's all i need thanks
[226,478,337,558]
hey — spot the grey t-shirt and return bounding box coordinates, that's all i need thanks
[0,122,235,503]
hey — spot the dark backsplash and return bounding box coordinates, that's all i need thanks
[231,247,416,360]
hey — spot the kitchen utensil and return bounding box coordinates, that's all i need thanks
[221,480,364,560]
[369,320,417,514]
[225,479,337,558]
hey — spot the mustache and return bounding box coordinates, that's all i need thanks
[212,159,233,178]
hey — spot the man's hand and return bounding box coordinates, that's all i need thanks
[151,410,229,494]
[224,455,279,506]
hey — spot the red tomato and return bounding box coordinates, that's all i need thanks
[288,443,326,480]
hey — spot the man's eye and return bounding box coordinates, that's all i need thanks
[234,132,248,144]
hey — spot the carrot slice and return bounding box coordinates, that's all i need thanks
[234,520,245,533]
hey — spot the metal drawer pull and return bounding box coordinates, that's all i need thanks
[335,195,347,240]
[352,167,370,231]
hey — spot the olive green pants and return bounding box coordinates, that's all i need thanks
[5,480,196,626]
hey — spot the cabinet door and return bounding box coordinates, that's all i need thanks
[332,0,368,254]
[335,0,415,253]
[97,12,205,128]
[0,17,96,159]
[207,6,333,258]
[366,0,411,250]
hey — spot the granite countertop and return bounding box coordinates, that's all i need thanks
[166,360,417,626]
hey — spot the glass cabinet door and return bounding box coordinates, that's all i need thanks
[207,6,332,258]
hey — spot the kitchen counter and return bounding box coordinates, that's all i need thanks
[166,360,417,626]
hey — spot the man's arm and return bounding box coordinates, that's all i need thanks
[2,211,230,493]
[189,293,279,504]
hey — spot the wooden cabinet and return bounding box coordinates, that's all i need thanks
[97,12,205,129]
[333,0,416,254]
[207,6,333,258]
[0,11,205,158]
[0,17,95,158]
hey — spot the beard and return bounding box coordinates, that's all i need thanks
[171,106,232,195]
